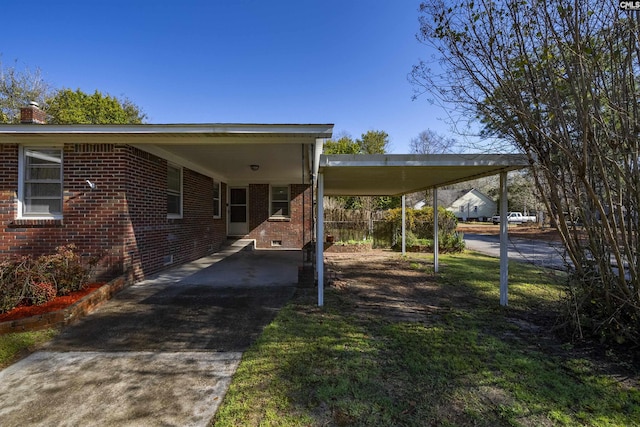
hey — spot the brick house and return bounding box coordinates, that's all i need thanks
[0,104,333,282]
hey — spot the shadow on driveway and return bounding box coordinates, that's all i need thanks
[0,249,301,426]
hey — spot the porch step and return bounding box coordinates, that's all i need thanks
[222,238,255,252]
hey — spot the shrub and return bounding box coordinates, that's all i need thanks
[0,244,96,314]
[439,231,466,253]
[0,258,33,313]
[381,207,464,253]
[413,207,458,237]
[29,282,57,306]
[37,244,94,295]
[560,270,640,347]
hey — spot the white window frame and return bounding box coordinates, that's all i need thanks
[167,163,183,219]
[18,146,64,219]
[270,185,290,218]
[213,178,221,218]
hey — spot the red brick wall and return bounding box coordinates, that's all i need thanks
[0,143,127,279]
[121,146,166,280]
[0,143,228,282]
[63,144,128,278]
[120,146,227,281]
[0,145,19,231]
[0,141,310,280]
[247,183,312,249]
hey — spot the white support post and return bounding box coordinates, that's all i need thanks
[401,195,406,256]
[433,187,439,273]
[499,171,509,306]
[316,173,325,307]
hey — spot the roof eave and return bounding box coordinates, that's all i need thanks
[319,153,530,169]
[0,123,335,143]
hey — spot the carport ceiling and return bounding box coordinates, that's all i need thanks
[0,123,334,184]
[319,154,530,196]
[145,142,309,184]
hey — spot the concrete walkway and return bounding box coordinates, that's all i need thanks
[0,243,301,427]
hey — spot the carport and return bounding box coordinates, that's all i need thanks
[314,153,530,307]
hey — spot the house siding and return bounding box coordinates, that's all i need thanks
[0,143,228,283]
[448,189,496,221]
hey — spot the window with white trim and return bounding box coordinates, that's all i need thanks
[270,185,290,217]
[19,147,63,218]
[167,164,182,217]
[213,179,221,218]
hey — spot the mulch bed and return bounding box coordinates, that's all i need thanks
[0,283,105,323]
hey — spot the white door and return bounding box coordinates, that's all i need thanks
[228,187,248,236]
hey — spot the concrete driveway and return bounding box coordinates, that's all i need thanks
[0,244,301,426]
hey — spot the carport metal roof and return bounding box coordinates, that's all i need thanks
[319,153,530,196]
[315,152,531,309]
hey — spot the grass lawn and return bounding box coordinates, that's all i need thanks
[0,329,58,369]
[212,251,640,426]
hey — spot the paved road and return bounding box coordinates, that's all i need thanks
[0,246,301,427]
[464,233,570,270]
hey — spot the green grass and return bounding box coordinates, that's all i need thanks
[212,252,640,426]
[0,329,58,368]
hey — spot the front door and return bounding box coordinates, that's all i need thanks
[228,187,248,236]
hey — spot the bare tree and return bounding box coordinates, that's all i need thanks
[411,0,640,345]
[409,129,459,208]
[410,129,458,154]
[0,59,52,123]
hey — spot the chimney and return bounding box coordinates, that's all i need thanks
[20,102,46,124]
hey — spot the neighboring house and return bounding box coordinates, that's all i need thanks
[447,189,496,221]
[413,189,467,210]
[413,188,496,221]
[0,104,333,282]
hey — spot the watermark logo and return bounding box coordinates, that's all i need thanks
[620,1,640,10]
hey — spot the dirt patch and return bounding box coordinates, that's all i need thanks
[326,251,446,323]
[324,250,639,389]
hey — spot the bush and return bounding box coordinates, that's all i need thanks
[0,244,95,314]
[381,207,464,253]
[413,207,458,237]
[37,244,93,295]
[29,282,57,306]
[0,258,33,313]
[440,231,466,253]
[560,270,640,347]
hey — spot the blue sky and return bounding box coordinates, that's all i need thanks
[2,0,454,153]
